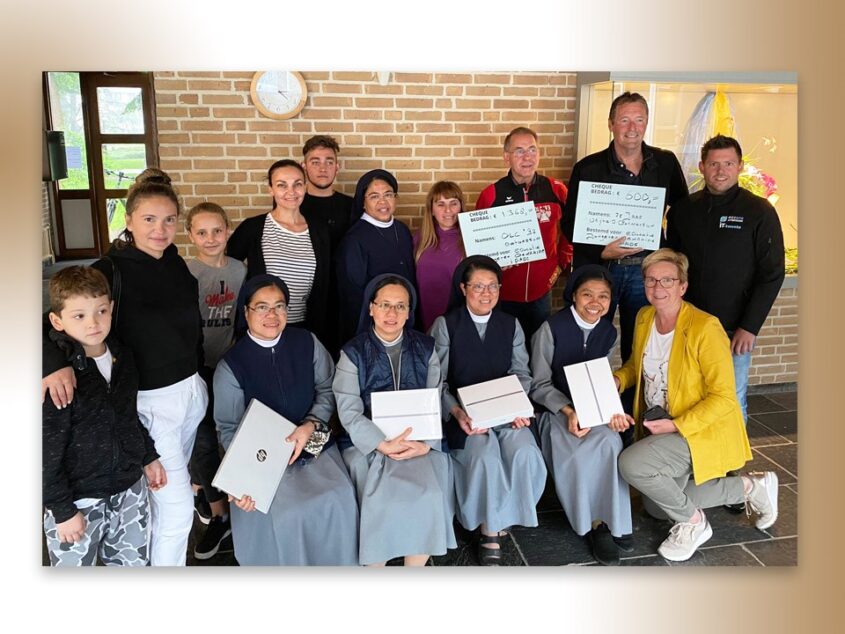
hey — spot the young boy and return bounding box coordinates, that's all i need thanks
[185,202,246,559]
[43,266,166,566]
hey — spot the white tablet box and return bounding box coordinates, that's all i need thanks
[370,388,442,441]
[212,398,297,514]
[457,374,534,430]
[562,357,624,428]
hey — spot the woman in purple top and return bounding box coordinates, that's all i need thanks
[413,181,466,332]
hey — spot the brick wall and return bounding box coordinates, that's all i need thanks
[152,70,576,255]
[151,70,796,387]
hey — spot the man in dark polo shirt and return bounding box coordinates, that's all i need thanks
[300,134,355,252]
[561,92,689,363]
[300,135,355,356]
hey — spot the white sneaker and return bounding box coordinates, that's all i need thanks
[745,471,779,530]
[658,510,713,562]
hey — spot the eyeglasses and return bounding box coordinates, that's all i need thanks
[365,192,397,202]
[508,147,538,158]
[371,301,409,314]
[247,302,288,315]
[643,276,680,288]
[467,282,502,294]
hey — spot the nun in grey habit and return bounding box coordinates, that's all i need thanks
[428,255,546,565]
[213,274,359,566]
[332,273,456,566]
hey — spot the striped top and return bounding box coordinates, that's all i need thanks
[261,214,316,324]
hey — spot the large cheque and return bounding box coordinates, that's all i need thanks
[572,181,667,251]
[458,201,546,268]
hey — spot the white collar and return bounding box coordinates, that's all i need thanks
[361,213,394,229]
[247,331,282,348]
[570,305,599,330]
[374,329,403,347]
[467,307,492,324]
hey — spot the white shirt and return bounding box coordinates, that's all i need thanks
[642,322,674,410]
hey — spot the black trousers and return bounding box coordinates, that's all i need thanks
[189,365,225,504]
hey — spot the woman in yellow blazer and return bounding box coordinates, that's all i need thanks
[614,249,779,562]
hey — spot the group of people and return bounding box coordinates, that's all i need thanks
[42,90,786,567]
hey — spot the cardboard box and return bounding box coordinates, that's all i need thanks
[370,388,442,441]
[457,374,534,430]
[562,357,624,428]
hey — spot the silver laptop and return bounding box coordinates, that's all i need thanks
[212,398,297,514]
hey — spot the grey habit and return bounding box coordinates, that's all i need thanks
[529,319,632,538]
[333,338,456,565]
[430,312,546,533]
[214,333,359,565]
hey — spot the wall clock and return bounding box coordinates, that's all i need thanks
[250,71,307,120]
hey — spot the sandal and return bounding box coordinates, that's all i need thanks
[478,532,505,566]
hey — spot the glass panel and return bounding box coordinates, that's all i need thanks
[101,144,147,188]
[97,87,145,134]
[60,198,96,249]
[107,198,128,241]
[47,72,90,190]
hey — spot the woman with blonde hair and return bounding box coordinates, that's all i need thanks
[413,181,465,332]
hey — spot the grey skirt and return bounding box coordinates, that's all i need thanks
[342,446,457,565]
[451,425,546,533]
[537,411,632,537]
[230,444,359,566]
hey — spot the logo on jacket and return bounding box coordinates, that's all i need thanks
[256,449,267,462]
[718,215,745,230]
[504,195,514,203]
[536,203,552,222]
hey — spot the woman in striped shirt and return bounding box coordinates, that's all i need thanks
[227,159,332,348]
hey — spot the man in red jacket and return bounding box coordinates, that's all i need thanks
[475,126,572,338]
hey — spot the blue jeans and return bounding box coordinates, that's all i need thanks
[732,349,751,424]
[499,292,551,341]
[605,263,649,363]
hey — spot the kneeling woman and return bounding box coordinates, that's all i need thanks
[333,274,456,566]
[529,265,632,566]
[213,275,358,566]
[430,256,546,565]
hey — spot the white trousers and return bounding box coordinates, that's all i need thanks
[136,373,208,566]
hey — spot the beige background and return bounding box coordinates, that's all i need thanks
[5,0,841,631]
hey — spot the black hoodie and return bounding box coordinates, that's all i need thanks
[42,332,159,524]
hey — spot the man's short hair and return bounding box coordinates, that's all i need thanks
[700,134,743,162]
[608,91,650,121]
[49,266,111,314]
[302,135,340,157]
[503,127,538,152]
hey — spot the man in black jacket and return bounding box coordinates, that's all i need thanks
[562,92,688,363]
[666,134,785,423]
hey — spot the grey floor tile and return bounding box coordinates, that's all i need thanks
[750,411,797,438]
[746,418,792,447]
[787,483,798,495]
[620,554,669,566]
[747,394,786,415]
[700,505,773,547]
[665,544,763,566]
[755,444,798,481]
[510,510,594,566]
[744,537,798,566]
[766,391,798,411]
[763,485,797,538]
[746,448,797,485]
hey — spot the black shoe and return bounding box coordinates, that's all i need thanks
[194,489,212,525]
[193,516,233,560]
[477,533,505,566]
[587,523,620,566]
[612,533,635,553]
[723,502,746,514]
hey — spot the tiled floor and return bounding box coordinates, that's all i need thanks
[44,388,797,567]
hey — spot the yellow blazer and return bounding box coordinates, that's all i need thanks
[614,301,752,485]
